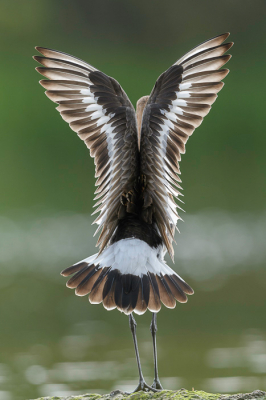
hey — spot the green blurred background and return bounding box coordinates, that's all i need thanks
[0,1,266,399]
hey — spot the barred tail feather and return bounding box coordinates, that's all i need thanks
[61,238,193,315]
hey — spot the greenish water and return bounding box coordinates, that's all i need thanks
[0,211,266,400]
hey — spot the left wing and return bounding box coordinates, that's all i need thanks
[139,33,233,259]
[34,47,139,251]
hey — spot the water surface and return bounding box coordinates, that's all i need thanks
[0,210,265,399]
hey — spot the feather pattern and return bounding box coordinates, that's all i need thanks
[140,33,232,258]
[35,33,232,315]
[60,238,193,314]
[34,48,139,251]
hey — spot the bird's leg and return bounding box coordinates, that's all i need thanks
[128,313,158,393]
[150,313,163,390]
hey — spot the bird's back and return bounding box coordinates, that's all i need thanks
[34,32,232,316]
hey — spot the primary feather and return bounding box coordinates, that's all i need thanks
[34,47,139,251]
[140,32,232,259]
[34,33,232,314]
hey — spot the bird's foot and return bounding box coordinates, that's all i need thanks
[151,378,163,390]
[126,379,160,394]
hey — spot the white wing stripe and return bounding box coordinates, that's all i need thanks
[35,47,139,250]
[172,99,187,107]
[141,33,232,256]
[80,89,93,95]
[81,97,95,104]
[176,91,191,98]
[179,82,192,90]
[85,104,103,112]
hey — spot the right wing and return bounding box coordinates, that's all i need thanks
[34,47,139,251]
[139,33,233,259]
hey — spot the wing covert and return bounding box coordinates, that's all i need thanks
[140,33,233,259]
[34,47,139,251]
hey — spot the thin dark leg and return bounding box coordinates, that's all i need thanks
[150,313,163,390]
[128,313,158,393]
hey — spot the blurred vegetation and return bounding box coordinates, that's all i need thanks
[0,0,266,216]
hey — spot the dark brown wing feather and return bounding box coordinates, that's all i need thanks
[140,33,233,259]
[34,48,139,251]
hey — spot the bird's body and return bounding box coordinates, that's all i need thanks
[34,32,232,391]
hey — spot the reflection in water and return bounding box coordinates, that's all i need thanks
[0,209,266,282]
[38,383,87,398]
[51,361,119,381]
[204,376,263,393]
[24,365,47,385]
[206,332,266,372]
[0,209,266,399]
[2,330,266,398]
[204,331,266,392]
[0,391,12,400]
[59,335,91,360]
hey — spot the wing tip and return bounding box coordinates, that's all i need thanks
[218,32,230,41]
[223,68,230,76]
[35,66,43,74]
[39,79,48,88]
[35,46,46,54]
[224,54,232,62]
[33,55,45,65]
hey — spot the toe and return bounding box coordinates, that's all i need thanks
[152,379,163,390]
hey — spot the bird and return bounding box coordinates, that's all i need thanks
[34,32,233,393]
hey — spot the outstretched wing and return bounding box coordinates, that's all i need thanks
[34,47,139,251]
[140,33,233,259]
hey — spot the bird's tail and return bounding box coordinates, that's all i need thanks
[61,238,193,315]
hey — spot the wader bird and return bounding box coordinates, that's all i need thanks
[34,33,232,392]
